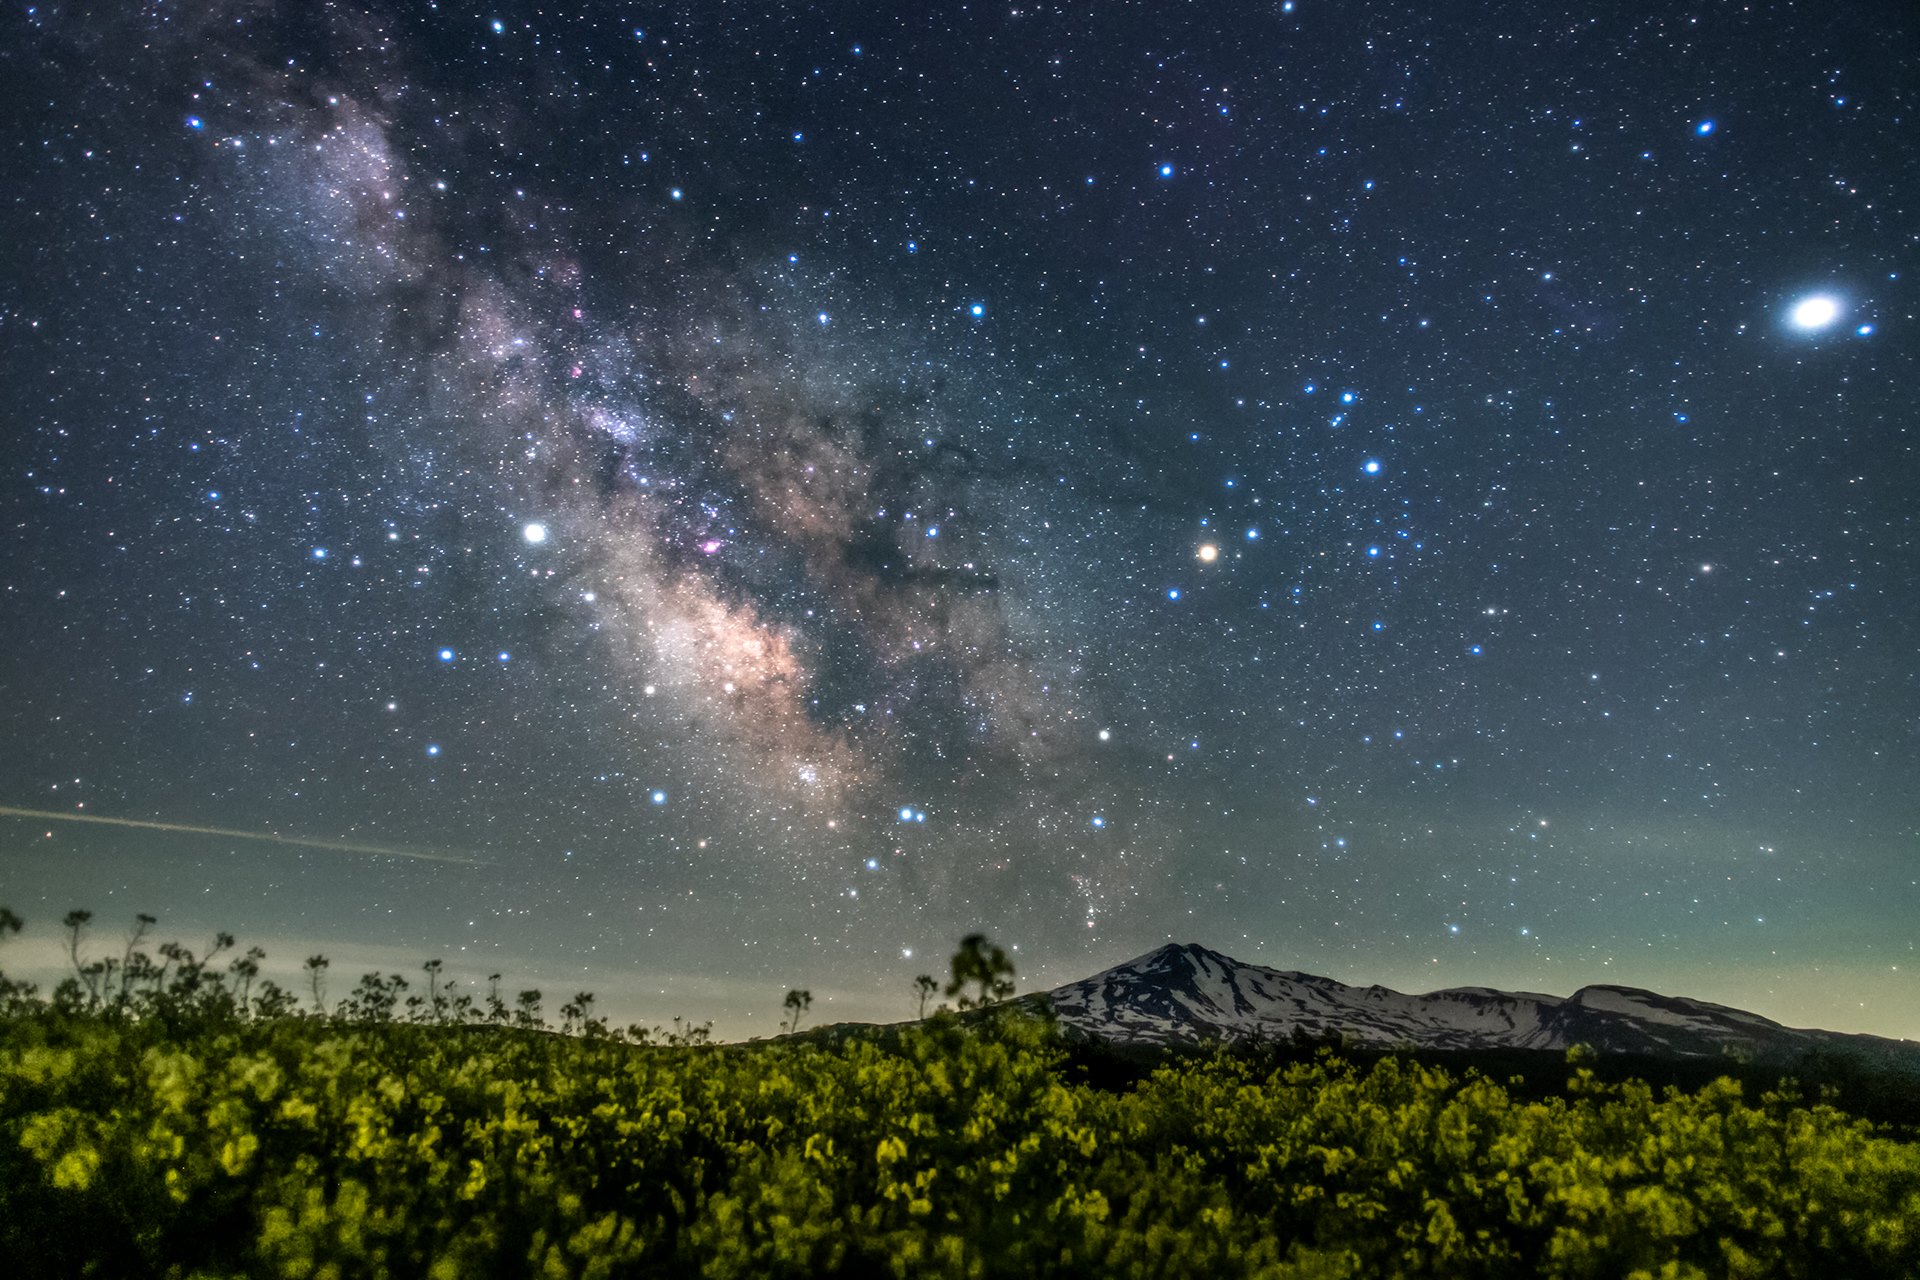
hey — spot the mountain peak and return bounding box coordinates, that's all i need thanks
[1131,941,1235,968]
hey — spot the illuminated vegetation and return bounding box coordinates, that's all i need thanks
[2,911,1917,1277]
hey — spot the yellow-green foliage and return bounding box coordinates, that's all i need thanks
[2,1011,1916,1278]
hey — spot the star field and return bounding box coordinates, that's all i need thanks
[1,0,1915,1038]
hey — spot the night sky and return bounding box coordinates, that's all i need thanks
[3,1,1915,1040]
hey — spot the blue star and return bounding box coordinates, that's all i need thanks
[969,302,985,317]
[438,648,455,663]
[426,743,441,757]
[652,790,668,805]
[1363,459,1381,474]
[1366,546,1381,558]
[1695,119,1715,135]
[1158,163,1175,178]
[312,547,328,560]
[1090,815,1106,829]
[1167,587,1182,601]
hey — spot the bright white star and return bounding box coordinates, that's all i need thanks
[1788,295,1841,331]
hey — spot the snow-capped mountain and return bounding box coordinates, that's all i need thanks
[1041,943,1917,1062]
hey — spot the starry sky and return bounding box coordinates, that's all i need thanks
[2,0,1916,1040]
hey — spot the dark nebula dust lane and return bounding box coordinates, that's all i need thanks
[1,0,1915,1038]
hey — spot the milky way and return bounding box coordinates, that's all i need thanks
[1,1,1915,1038]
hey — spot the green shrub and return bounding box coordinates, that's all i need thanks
[3,1008,1917,1278]
[2,911,1914,1277]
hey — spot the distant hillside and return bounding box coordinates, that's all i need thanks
[1040,942,1920,1067]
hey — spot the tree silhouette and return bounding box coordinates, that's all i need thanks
[343,972,407,1023]
[303,955,330,1016]
[230,946,266,1010]
[781,988,812,1034]
[119,913,156,1003]
[944,934,1015,1011]
[485,974,509,1024]
[422,959,449,1023]
[0,907,27,1009]
[62,909,95,1002]
[912,974,939,1019]
[561,991,605,1037]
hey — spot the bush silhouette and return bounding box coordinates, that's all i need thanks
[944,932,1015,1010]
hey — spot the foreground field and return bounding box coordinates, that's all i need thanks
[4,1005,1918,1279]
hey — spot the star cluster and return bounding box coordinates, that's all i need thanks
[0,0,1914,1037]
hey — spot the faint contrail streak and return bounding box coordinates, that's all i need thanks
[0,805,485,866]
